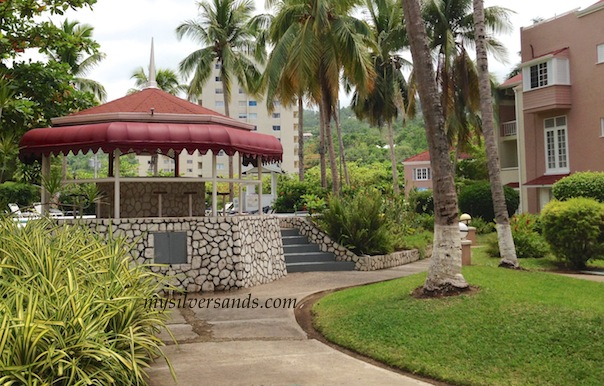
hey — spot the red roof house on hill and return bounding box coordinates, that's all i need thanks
[402,150,471,195]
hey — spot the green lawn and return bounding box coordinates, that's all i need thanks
[313,260,604,385]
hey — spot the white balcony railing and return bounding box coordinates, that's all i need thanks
[502,121,517,137]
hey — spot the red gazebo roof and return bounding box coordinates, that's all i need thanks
[19,88,282,163]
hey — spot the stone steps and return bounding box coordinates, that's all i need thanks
[280,228,355,272]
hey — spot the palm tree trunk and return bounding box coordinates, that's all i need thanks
[387,120,400,195]
[402,0,469,294]
[473,0,518,268]
[221,76,235,202]
[333,106,349,186]
[322,93,339,195]
[298,97,305,181]
[319,103,327,188]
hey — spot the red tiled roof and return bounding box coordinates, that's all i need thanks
[500,74,522,88]
[70,88,225,117]
[403,150,472,163]
[526,47,569,62]
[506,182,520,188]
[524,174,569,187]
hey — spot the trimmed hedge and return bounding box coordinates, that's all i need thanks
[552,172,604,202]
[458,181,519,222]
[541,198,604,269]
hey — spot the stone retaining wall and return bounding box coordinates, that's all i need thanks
[278,216,423,270]
[65,216,285,292]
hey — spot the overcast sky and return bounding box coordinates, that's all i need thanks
[41,0,599,104]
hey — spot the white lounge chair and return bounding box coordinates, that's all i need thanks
[33,203,63,218]
[8,203,38,218]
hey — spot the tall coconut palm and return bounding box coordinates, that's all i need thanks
[401,0,469,295]
[129,67,187,96]
[265,0,374,194]
[473,0,518,268]
[422,0,512,156]
[43,19,107,103]
[351,0,411,195]
[176,0,267,201]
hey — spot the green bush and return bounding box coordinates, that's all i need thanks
[318,190,393,255]
[273,176,326,213]
[470,216,495,235]
[552,172,604,202]
[485,213,549,259]
[409,189,434,215]
[541,198,604,269]
[0,218,173,385]
[0,181,40,213]
[458,181,519,222]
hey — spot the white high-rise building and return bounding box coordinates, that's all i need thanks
[137,62,298,178]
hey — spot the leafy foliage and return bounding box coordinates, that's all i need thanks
[486,213,549,259]
[541,198,604,269]
[0,182,40,213]
[458,181,519,222]
[317,190,394,255]
[552,172,604,203]
[409,189,434,215]
[0,218,173,384]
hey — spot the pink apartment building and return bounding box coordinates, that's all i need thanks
[497,0,604,213]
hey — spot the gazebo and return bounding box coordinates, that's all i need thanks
[17,52,288,292]
[19,87,282,218]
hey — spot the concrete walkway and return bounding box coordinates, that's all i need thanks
[146,259,604,386]
[146,259,435,386]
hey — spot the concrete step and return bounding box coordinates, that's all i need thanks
[280,228,300,237]
[285,251,337,264]
[286,261,356,273]
[283,243,321,254]
[282,235,308,245]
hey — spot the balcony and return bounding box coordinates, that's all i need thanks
[501,121,517,137]
[523,85,571,113]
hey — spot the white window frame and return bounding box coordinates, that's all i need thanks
[544,116,569,174]
[598,43,604,64]
[215,101,224,107]
[529,62,548,89]
[522,58,569,90]
[215,88,223,94]
[600,117,604,137]
[272,113,281,118]
[413,167,431,181]
[248,113,257,119]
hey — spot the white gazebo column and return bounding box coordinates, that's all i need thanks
[41,154,51,215]
[113,150,121,219]
[212,152,218,216]
[257,156,263,215]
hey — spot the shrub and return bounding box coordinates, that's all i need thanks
[458,181,519,222]
[469,216,495,235]
[409,189,434,215]
[0,218,173,385]
[541,198,604,269]
[485,213,549,259]
[0,181,40,213]
[273,178,309,213]
[318,190,393,255]
[552,172,604,202]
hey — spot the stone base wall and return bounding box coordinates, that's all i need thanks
[279,216,423,271]
[65,216,285,292]
[97,181,206,218]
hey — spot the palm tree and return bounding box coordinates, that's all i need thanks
[43,19,107,103]
[422,0,512,157]
[176,0,266,201]
[129,67,187,96]
[401,0,469,295]
[473,0,518,268]
[351,0,411,195]
[265,0,374,195]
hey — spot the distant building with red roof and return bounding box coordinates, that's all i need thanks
[402,150,471,195]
